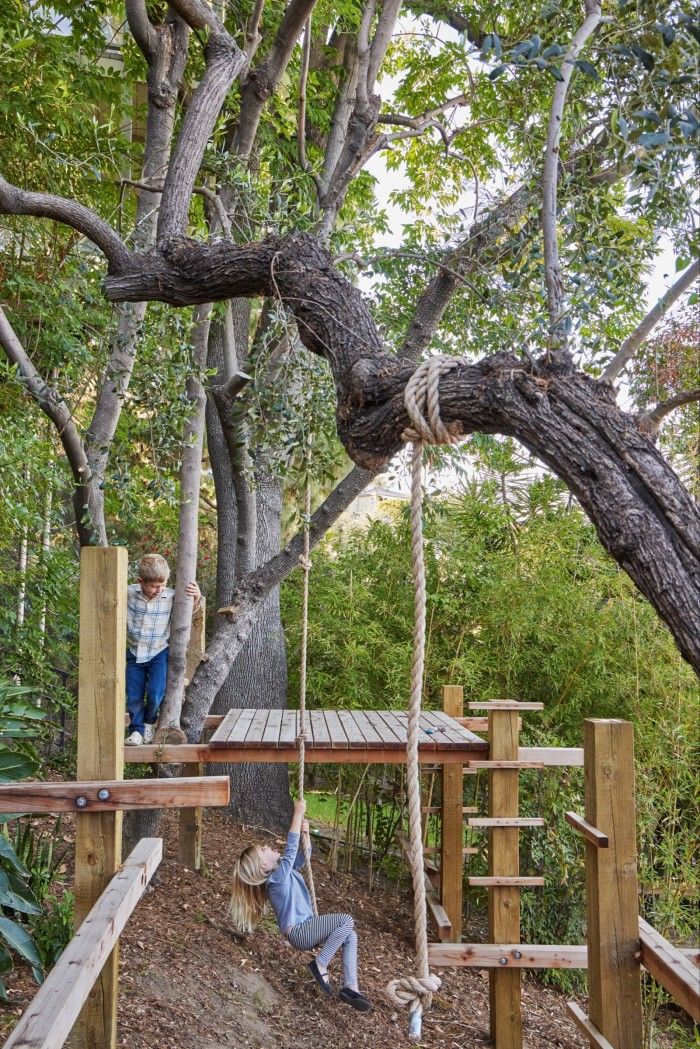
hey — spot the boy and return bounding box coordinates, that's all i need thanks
[125,553,201,746]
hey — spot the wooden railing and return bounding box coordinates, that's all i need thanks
[3,839,162,1049]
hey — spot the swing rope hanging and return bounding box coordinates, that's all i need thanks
[297,474,318,915]
[385,355,465,1040]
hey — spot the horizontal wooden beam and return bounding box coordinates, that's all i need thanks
[423,847,479,856]
[639,917,700,1023]
[519,746,584,767]
[0,777,230,813]
[565,1002,615,1049]
[421,805,478,814]
[468,818,545,828]
[565,811,609,848]
[468,760,545,770]
[126,744,485,765]
[468,701,543,711]
[4,838,162,1049]
[469,876,545,887]
[428,943,587,968]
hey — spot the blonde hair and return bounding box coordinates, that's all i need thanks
[229,845,268,933]
[138,554,170,583]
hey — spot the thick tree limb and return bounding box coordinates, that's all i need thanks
[100,230,700,674]
[602,259,700,382]
[0,177,130,273]
[233,0,319,159]
[156,30,245,239]
[542,1,603,351]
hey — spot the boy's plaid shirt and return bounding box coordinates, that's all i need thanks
[126,584,174,664]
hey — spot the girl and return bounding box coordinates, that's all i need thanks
[229,799,373,1013]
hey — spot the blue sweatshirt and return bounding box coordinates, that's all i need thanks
[266,830,314,934]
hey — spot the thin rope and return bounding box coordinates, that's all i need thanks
[297,477,318,915]
[386,356,465,1035]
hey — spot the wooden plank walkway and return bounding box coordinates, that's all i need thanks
[210,708,486,753]
[127,709,487,765]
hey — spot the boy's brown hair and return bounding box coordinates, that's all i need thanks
[137,554,170,583]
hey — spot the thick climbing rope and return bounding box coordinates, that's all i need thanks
[297,478,319,915]
[386,355,465,1039]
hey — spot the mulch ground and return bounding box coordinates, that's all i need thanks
[0,809,691,1048]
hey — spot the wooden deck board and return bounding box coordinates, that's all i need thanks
[338,710,367,748]
[262,709,283,748]
[353,710,384,748]
[279,710,298,747]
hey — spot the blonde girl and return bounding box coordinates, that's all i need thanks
[230,799,372,1012]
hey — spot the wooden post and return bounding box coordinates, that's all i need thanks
[74,546,127,1049]
[488,707,522,1048]
[584,719,642,1049]
[440,684,464,941]
[179,598,206,869]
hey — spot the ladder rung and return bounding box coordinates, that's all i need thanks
[421,806,478,814]
[468,818,545,828]
[468,761,545,769]
[424,847,479,856]
[468,876,545,887]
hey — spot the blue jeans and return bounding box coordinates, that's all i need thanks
[126,648,168,734]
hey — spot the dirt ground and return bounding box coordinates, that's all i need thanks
[0,809,691,1048]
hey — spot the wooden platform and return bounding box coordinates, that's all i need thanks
[127,708,488,765]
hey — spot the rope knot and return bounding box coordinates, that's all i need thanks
[298,555,312,571]
[385,972,442,1012]
[402,354,466,446]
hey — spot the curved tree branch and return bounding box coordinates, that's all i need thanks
[0,176,130,272]
[0,306,98,546]
[640,388,700,433]
[603,259,700,382]
[125,0,156,60]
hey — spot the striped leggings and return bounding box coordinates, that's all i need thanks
[287,913,358,990]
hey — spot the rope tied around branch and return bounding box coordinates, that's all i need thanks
[386,356,466,1030]
[297,478,318,916]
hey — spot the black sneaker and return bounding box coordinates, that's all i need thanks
[339,987,373,1012]
[307,959,333,995]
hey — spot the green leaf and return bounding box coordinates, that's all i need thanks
[656,23,676,46]
[0,916,43,969]
[0,837,30,877]
[0,945,13,975]
[684,22,700,46]
[488,65,506,80]
[630,45,655,71]
[0,976,7,1003]
[675,257,691,271]
[546,64,565,81]
[0,750,37,783]
[542,43,565,59]
[637,131,670,148]
[633,109,662,124]
[574,59,599,80]
[0,888,41,915]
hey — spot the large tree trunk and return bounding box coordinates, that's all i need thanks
[212,474,293,830]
